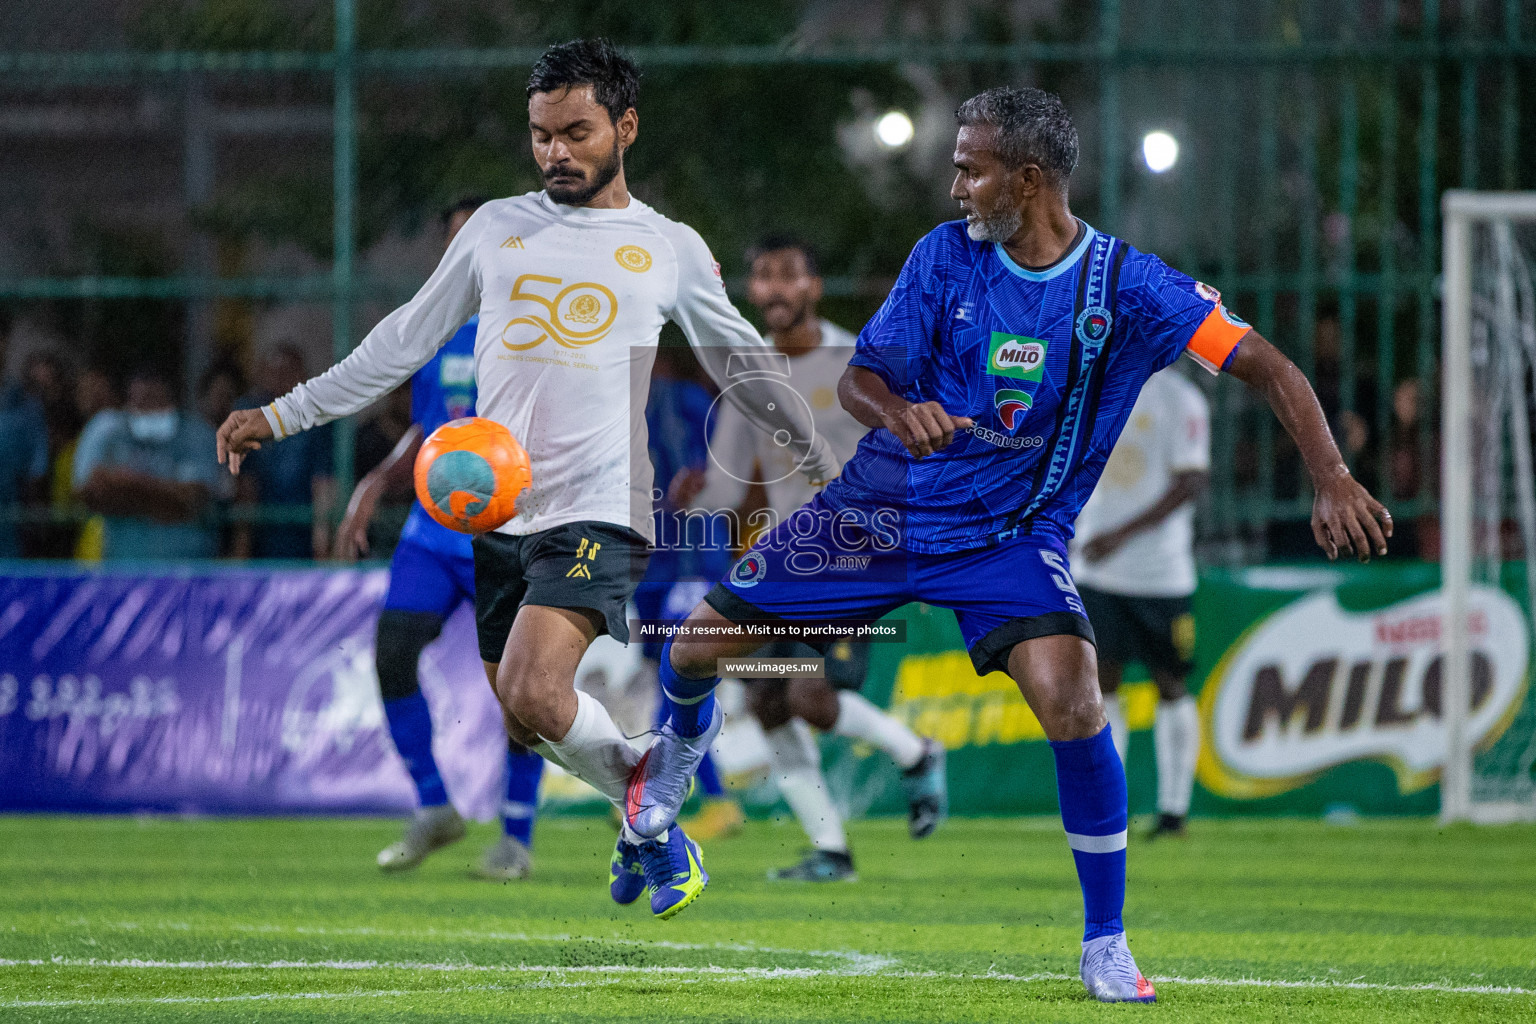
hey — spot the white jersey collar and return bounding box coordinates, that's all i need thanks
[536,190,652,221]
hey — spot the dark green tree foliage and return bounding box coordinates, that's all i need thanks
[135,0,934,291]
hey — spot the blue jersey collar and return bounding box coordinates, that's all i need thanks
[993,221,1096,282]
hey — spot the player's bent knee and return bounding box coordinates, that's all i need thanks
[787,678,840,731]
[375,610,445,700]
[745,679,791,730]
[1006,636,1107,741]
[668,638,721,680]
[496,662,565,735]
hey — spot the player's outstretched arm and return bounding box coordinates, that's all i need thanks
[837,365,973,459]
[222,209,488,478]
[1226,330,1392,562]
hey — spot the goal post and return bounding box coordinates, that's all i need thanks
[1440,190,1536,825]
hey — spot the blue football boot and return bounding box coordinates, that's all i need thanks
[609,834,647,906]
[636,823,708,920]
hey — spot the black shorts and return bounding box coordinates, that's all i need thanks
[472,521,650,663]
[754,639,872,690]
[1078,585,1195,676]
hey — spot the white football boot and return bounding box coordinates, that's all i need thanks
[1079,932,1156,1003]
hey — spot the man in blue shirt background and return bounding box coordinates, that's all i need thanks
[0,311,50,557]
[72,366,228,560]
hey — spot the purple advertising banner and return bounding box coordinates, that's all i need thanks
[0,566,505,818]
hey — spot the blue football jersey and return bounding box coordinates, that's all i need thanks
[399,316,479,555]
[824,221,1247,553]
[412,315,478,435]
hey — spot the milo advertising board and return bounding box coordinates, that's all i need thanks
[840,562,1534,817]
[1192,564,1532,814]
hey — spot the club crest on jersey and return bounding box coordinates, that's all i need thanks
[1219,304,1250,328]
[1074,306,1113,346]
[730,552,769,588]
[987,332,1048,382]
[614,245,652,273]
[994,388,1034,431]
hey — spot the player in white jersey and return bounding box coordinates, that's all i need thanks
[1070,367,1209,838]
[680,237,947,881]
[215,39,835,920]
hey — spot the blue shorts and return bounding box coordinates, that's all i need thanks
[383,534,476,619]
[706,494,1095,676]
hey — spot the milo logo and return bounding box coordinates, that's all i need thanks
[988,333,1048,382]
[1198,586,1528,799]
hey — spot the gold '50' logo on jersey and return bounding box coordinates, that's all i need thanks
[501,274,618,351]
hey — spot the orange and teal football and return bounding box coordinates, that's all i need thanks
[413,417,530,534]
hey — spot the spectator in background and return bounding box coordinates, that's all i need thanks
[20,351,81,558]
[1387,377,1436,557]
[0,311,49,557]
[199,360,248,555]
[75,367,117,425]
[71,366,228,559]
[235,344,335,559]
[199,360,247,431]
[65,367,119,561]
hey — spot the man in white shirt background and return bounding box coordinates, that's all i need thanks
[677,237,947,882]
[215,39,835,920]
[1070,366,1210,839]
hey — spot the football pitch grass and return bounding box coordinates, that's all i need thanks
[1,815,1531,1022]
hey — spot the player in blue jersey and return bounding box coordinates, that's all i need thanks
[626,89,1391,1000]
[335,198,544,880]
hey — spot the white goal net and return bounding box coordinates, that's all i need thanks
[1441,191,1536,824]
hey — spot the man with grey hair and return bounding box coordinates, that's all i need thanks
[636,85,1391,1002]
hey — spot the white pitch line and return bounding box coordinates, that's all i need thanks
[0,979,628,1011]
[0,958,847,979]
[4,957,1534,997]
[72,919,898,974]
[1149,974,1536,997]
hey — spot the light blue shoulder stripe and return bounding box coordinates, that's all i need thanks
[993,221,1096,282]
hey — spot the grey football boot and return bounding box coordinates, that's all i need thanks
[376,804,466,872]
[475,835,533,880]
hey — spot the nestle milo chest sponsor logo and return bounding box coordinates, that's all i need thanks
[1198,586,1529,798]
[988,332,1048,382]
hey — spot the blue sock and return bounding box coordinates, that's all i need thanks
[501,744,544,847]
[1050,724,1128,941]
[696,751,726,799]
[383,693,447,807]
[659,641,718,739]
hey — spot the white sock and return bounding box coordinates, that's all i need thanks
[541,690,640,809]
[833,690,925,769]
[1155,696,1199,817]
[765,719,847,853]
[1104,693,1129,765]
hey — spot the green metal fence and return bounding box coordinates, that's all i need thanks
[2,0,1532,555]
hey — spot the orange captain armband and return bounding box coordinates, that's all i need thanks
[1185,303,1250,375]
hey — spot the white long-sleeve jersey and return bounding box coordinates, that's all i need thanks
[262,191,837,541]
